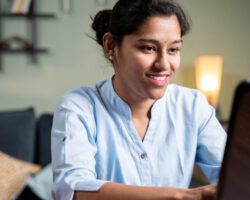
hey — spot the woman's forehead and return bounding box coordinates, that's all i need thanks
[125,15,181,44]
[138,15,180,33]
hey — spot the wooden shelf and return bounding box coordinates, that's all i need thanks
[0,48,49,54]
[0,13,55,18]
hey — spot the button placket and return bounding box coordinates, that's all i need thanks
[139,151,152,184]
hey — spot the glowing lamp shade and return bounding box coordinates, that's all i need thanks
[195,55,223,108]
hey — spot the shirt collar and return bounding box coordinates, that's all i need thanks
[97,78,168,120]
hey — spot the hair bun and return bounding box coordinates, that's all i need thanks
[91,9,112,46]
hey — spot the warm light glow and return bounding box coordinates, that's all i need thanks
[200,76,218,92]
[195,55,223,108]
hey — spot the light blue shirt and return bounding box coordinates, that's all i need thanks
[51,79,227,200]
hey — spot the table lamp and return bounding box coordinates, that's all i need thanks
[195,55,223,109]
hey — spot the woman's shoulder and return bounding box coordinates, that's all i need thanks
[167,84,213,118]
[61,86,97,106]
[168,83,203,101]
[65,85,97,99]
[57,80,109,112]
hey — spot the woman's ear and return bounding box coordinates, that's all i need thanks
[102,32,116,61]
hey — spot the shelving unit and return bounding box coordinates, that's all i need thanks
[0,47,48,54]
[0,0,55,70]
[0,13,54,18]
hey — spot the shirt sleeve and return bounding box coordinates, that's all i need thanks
[51,96,108,200]
[195,92,227,183]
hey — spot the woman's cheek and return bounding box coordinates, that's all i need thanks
[170,58,181,72]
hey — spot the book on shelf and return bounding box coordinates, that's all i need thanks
[11,0,32,14]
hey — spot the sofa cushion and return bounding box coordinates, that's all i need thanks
[0,107,36,162]
[35,114,53,167]
[0,151,41,200]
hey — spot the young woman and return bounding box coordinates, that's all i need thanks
[51,0,227,199]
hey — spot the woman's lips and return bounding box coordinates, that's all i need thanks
[146,73,170,87]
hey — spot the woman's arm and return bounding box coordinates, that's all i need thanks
[194,92,227,183]
[74,182,216,200]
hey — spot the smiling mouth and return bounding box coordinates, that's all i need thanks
[146,73,170,86]
[149,75,166,81]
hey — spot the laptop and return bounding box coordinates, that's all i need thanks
[215,80,250,200]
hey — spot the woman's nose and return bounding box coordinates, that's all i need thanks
[154,53,170,71]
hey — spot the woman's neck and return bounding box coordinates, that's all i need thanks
[129,100,153,119]
[112,76,155,118]
[129,101,153,141]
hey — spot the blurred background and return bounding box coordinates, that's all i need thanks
[0,0,249,121]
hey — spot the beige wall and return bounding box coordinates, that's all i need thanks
[0,0,249,120]
[176,0,250,120]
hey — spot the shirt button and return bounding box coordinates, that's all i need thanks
[140,152,147,159]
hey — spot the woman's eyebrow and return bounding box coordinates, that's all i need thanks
[171,39,183,44]
[137,38,183,45]
[137,38,160,45]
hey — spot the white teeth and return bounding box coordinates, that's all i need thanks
[151,76,166,81]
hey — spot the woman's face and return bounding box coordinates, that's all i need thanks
[112,15,182,103]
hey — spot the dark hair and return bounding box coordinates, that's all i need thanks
[92,0,191,46]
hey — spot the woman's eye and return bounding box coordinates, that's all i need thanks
[140,46,157,53]
[169,48,181,55]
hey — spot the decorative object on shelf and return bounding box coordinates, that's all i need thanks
[0,36,32,50]
[11,0,32,14]
[62,0,72,13]
[195,55,223,110]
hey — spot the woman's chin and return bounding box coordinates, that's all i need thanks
[147,87,168,100]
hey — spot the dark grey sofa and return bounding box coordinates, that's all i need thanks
[0,107,53,200]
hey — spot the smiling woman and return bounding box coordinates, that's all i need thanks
[51,1,227,200]
[107,16,182,103]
